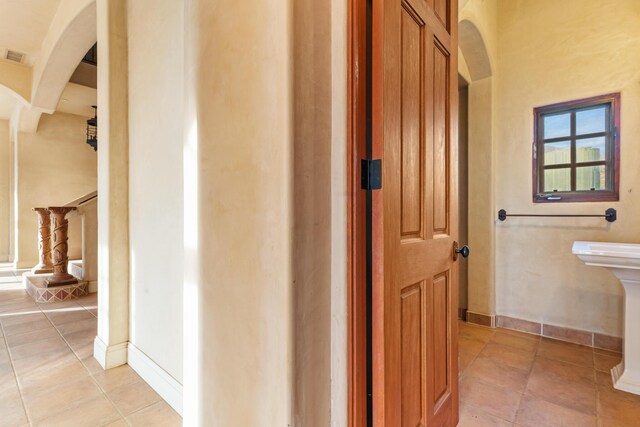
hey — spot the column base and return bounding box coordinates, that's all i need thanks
[24,273,88,303]
[32,264,53,274]
[612,361,640,395]
[44,274,78,287]
[93,336,128,369]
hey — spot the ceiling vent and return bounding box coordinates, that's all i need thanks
[5,50,25,63]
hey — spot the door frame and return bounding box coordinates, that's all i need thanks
[347,0,368,425]
[348,1,460,425]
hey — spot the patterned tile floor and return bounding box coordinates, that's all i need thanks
[0,265,182,427]
[458,320,637,427]
[4,259,635,427]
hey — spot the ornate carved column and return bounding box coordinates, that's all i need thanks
[44,207,78,287]
[32,208,53,274]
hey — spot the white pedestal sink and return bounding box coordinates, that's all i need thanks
[573,241,640,395]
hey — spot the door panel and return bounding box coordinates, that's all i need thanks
[433,0,449,30]
[400,282,425,426]
[372,0,458,425]
[400,6,425,240]
[433,42,450,235]
[432,272,450,404]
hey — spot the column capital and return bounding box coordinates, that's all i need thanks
[47,206,76,215]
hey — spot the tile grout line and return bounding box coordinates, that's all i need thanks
[40,295,135,426]
[42,299,132,424]
[591,346,603,425]
[501,327,600,423]
[460,323,630,425]
[460,327,526,424]
[21,295,85,424]
[7,269,37,425]
[0,297,37,426]
[512,335,542,424]
[21,291,129,425]
[463,324,601,424]
[12,289,108,425]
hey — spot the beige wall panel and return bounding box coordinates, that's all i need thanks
[495,0,640,336]
[15,112,97,268]
[127,0,184,384]
[0,120,10,261]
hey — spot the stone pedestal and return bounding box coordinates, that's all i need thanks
[32,208,53,274]
[24,273,88,303]
[44,207,78,287]
[611,277,640,395]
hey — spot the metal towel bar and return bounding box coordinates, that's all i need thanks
[497,208,617,223]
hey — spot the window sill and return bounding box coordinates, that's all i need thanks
[533,192,619,203]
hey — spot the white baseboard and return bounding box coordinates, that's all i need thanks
[93,337,128,369]
[87,280,98,293]
[127,343,183,415]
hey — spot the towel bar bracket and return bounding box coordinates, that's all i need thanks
[497,208,617,223]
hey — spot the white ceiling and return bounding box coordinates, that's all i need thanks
[0,0,61,66]
[0,80,97,122]
[0,0,96,122]
[56,82,96,117]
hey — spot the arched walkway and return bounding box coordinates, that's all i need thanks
[457,16,496,324]
[30,0,97,116]
[459,19,492,81]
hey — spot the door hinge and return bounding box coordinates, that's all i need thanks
[361,159,382,190]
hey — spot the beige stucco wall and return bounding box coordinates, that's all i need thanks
[458,0,498,316]
[14,112,97,268]
[494,0,640,336]
[95,0,130,368]
[467,77,496,316]
[460,0,497,73]
[79,197,97,283]
[293,0,348,425]
[127,0,184,384]
[184,0,294,424]
[0,120,10,261]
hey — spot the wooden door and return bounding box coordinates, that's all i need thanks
[371,0,459,425]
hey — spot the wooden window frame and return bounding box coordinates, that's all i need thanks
[532,93,620,203]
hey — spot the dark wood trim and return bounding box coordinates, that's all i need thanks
[371,0,384,424]
[543,131,607,144]
[534,92,620,114]
[613,93,621,200]
[348,0,368,424]
[532,93,621,203]
[544,161,607,170]
[534,191,620,203]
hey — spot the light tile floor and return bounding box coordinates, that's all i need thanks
[0,266,182,427]
[458,320,638,427]
[4,260,634,427]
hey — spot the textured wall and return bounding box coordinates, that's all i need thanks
[459,0,498,316]
[184,0,294,425]
[494,0,640,336]
[127,0,184,384]
[292,0,348,425]
[15,112,97,268]
[0,120,9,261]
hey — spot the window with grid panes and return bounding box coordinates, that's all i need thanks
[533,93,620,203]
